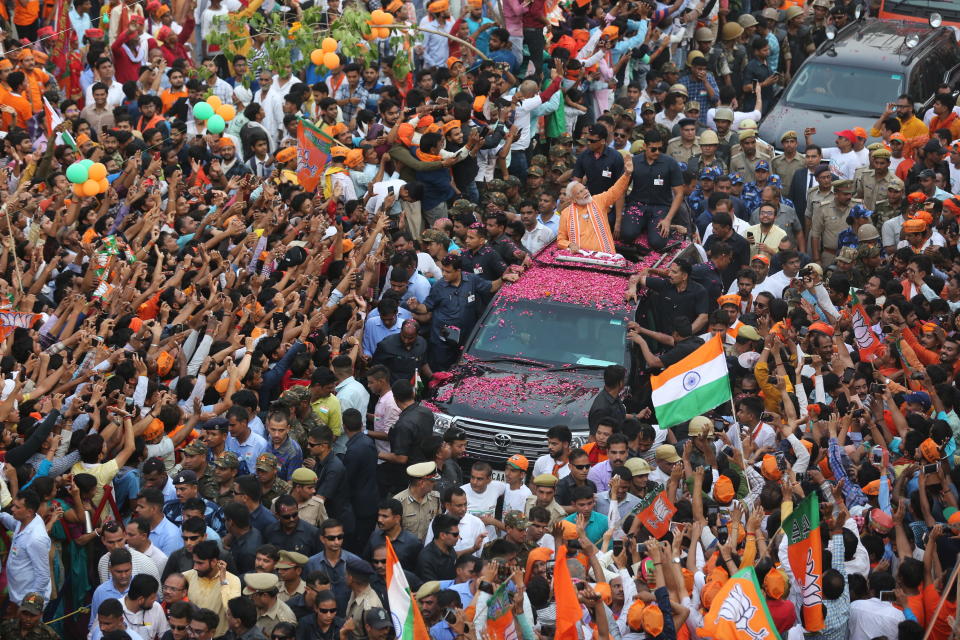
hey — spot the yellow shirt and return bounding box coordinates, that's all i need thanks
[311,395,343,436]
[870,114,928,139]
[182,569,241,636]
[71,459,119,506]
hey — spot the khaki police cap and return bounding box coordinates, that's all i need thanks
[243,573,280,595]
[533,473,558,487]
[407,461,440,479]
[624,457,653,476]
[291,468,318,485]
[416,581,441,599]
[276,551,309,569]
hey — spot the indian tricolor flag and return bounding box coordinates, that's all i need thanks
[651,333,731,428]
[385,537,429,640]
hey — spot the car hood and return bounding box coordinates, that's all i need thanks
[759,103,877,150]
[431,361,602,429]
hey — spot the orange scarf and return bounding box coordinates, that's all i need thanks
[415,149,443,162]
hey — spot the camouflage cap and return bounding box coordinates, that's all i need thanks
[183,440,209,456]
[554,133,573,144]
[608,104,627,118]
[451,199,475,213]
[486,178,508,193]
[486,192,509,207]
[531,154,548,167]
[835,246,858,264]
[422,229,451,246]
[858,244,882,259]
[256,452,279,471]
[550,161,569,173]
[661,61,679,74]
[280,385,312,405]
[503,510,529,530]
[528,165,545,177]
[549,145,570,158]
[20,593,44,615]
[504,175,521,187]
[213,451,240,469]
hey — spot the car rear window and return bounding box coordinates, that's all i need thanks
[784,62,905,116]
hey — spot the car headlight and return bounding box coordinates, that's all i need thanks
[572,433,588,449]
[433,412,456,434]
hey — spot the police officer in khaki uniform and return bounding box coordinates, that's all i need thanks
[275,468,328,527]
[772,130,804,195]
[393,462,441,541]
[666,117,702,164]
[276,550,309,603]
[856,147,899,210]
[811,178,855,266]
[244,572,298,636]
[522,473,566,524]
[345,558,383,640]
[805,164,836,222]
[729,129,772,184]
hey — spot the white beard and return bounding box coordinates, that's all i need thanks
[575,195,593,205]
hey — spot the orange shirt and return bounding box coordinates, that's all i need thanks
[583,441,608,465]
[160,88,187,115]
[13,0,39,24]
[923,583,956,640]
[1,92,33,131]
[22,68,49,115]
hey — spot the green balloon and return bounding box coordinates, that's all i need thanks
[193,102,215,121]
[79,159,94,169]
[206,114,226,134]
[66,163,88,184]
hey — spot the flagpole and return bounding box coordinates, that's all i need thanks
[729,397,753,496]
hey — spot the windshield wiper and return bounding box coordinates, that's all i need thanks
[542,363,610,372]
[473,356,550,368]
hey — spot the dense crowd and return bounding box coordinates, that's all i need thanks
[0,0,956,639]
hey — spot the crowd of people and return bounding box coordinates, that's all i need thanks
[0,0,956,638]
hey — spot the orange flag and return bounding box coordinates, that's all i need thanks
[697,567,782,640]
[554,545,582,640]
[637,488,677,540]
[783,493,825,632]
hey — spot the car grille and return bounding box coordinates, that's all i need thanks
[454,416,587,463]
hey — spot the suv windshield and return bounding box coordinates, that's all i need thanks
[784,63,905,115]
[883,0,960,19]
[468,298,630,367]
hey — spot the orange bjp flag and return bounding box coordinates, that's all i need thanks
[554,545,582,640]
[697,566,782,640]
[637,488,677,540]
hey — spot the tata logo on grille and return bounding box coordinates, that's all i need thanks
[494,434,512,449]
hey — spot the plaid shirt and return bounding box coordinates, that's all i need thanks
[679,72,720,124]
[334,82,369,125]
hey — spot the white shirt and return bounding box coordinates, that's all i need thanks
[419,16,456,69]
[423,511,487,552]
[700,217,749,244]
[513,93,544,152]
[822,147,864,181]
[122,599,170,640]
[505,485,532,514]
[140,543,168,579]
[84,79,125,109]
[522,221,556,255]
[754,269,794,298]
[462,481,507,539]
[848,598,905,640]
[372,391,400,461]
[706,107,761,131]
[882,215,906,249]
[949,162,960,194]
[532,454,571,479]
[0,513,51,603]
[98,545,161,584]
[749,422,776,450]
[655,110,684,130]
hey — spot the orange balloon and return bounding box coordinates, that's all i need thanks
[206,95,222,110]
[88,162,107,181]
[323,52,340,69]
[371,9,387,23]
[216,104,236,121]
[82,179,100,197]
[375,27,389,38]
[72,183,85,197]
[98,178,109,192]
[310,48,325,66]
[321,37,338,52]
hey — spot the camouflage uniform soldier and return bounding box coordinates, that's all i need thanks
[0,594,59,640]
[255,453,292,508]
[277,385,319,450]
[212,451,241,506]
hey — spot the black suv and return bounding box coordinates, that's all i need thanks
[758,20,960,149]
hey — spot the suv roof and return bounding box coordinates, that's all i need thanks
[812,20,950,69]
